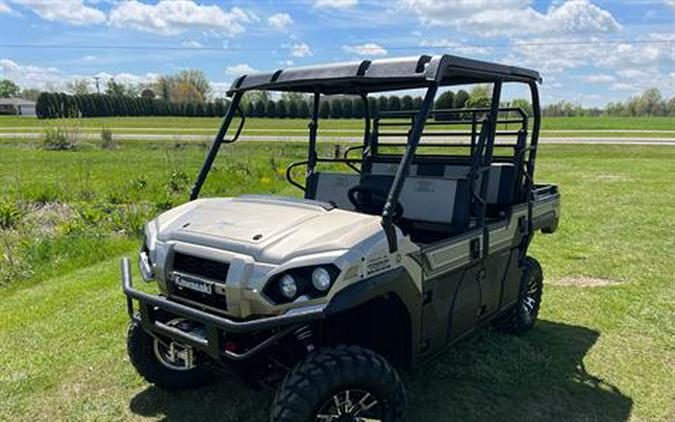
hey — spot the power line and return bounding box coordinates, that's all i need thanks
[0,39,671,52]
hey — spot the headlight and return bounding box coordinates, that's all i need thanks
[139,239,154,282]
[279,273,298,299]
[312,267,331,291]
[264,264,340,304]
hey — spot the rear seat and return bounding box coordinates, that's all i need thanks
[307,160,517,241]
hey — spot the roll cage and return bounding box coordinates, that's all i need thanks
[190,54,542,253]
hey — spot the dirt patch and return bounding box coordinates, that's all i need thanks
[25,202,76,236]
[551,276,624,287]
[594,174,630,182]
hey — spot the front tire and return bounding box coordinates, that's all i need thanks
[493,256,543,335]
[127,320,214,390]
[271,345,406,422]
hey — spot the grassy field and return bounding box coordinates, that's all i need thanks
[1,116,674,139]
[0,139,674,421]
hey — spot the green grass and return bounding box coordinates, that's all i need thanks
[1,115,674,133]
[0,141,673,421]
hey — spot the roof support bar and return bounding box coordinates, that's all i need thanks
[190,92,244,200]
[304,92,321,199]
[477,80,502,258]
[381,84,438,253]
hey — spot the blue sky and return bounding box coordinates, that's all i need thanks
[0,0,673,106]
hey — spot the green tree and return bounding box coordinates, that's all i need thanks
[288,100,299,118]
[67,79,90,96]
[141,88,156,99]
[214,99,225,117]
[299,100,310,118]
[353,97,365,118]
[254,101,265,117]
[510,98,533,116]
[276,99,288,118]
[401,95,414,110]
[105,79,126,96]
[245,102,256,117]
[195,102,205,117]
[342,98,354,119]
[0,79,20,98]
[435,91,455,109]
[319,100,330,118]
[454,90,470,108]
[377,96,388,112]
[388,96,401,112]
[330,98,343,118]
[266,100,277,118]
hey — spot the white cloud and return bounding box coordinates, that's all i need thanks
[225,64,257,75]
[398,0,620,37]
[419,39,494,56]
[315,0,358,8]
[0,58,158,91]
[11,0,106,25]
[290,42,313,57]
[268,12,293,32]
[181,40,204,48]
[343,43,388,56]
[583,73,615,83]
[109,1,254,36]
[0,2,11,13]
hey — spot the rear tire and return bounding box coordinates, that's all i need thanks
[127,320,214,390]
[271,345,406,422]
[493,256,543,335]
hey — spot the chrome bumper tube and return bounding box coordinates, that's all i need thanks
[120,257,325,359]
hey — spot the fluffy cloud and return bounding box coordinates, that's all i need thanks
[315,0,358,8]
[0,2,11,13]
[419,39,494,56]
[398,0,620,37]
[583,73,615,83]
[11,0,106,25]
[342,43,388,56]
[268,12,293,31]
[0,58,157,91]
[109,1,254,36]
[290,43,312,57]
[225,64,257,75]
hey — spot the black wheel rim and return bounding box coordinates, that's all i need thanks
[316,389,384,422]
[521,274,539,323]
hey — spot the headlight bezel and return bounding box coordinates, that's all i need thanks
[263,264,340,304]
[139,236,155,281]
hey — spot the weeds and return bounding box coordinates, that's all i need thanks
[0,201,23,229]
[42,120,81,150]
[100,127,116,149]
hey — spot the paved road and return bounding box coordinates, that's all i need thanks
[2,132,675,146]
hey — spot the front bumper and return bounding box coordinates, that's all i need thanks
[121,257,325,360]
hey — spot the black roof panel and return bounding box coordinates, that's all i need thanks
[227,54,541,95]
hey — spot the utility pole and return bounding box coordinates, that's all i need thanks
[94,76,101,94]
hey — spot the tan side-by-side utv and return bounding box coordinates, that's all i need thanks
[121,54,560,422]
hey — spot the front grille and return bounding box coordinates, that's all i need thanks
[170,282,228,311]
[169,253,230,311]
[172,253,230,282]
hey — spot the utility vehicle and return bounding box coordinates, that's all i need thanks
[122,54,560,421]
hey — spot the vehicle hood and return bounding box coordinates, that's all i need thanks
[153,195,383,263]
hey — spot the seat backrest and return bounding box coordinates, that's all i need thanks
[307,172,360,209]
[371,161,516,206]
[398,176,469,228]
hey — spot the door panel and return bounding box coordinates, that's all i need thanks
[480,249,511,319]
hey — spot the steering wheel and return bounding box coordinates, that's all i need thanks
[347,184,404,220]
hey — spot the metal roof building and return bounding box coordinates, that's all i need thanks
[0,98,37,117]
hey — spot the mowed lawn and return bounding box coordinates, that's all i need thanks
[0,141,674,421]
[1,116,674,139]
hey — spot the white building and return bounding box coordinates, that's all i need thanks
[0,98,37,117]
